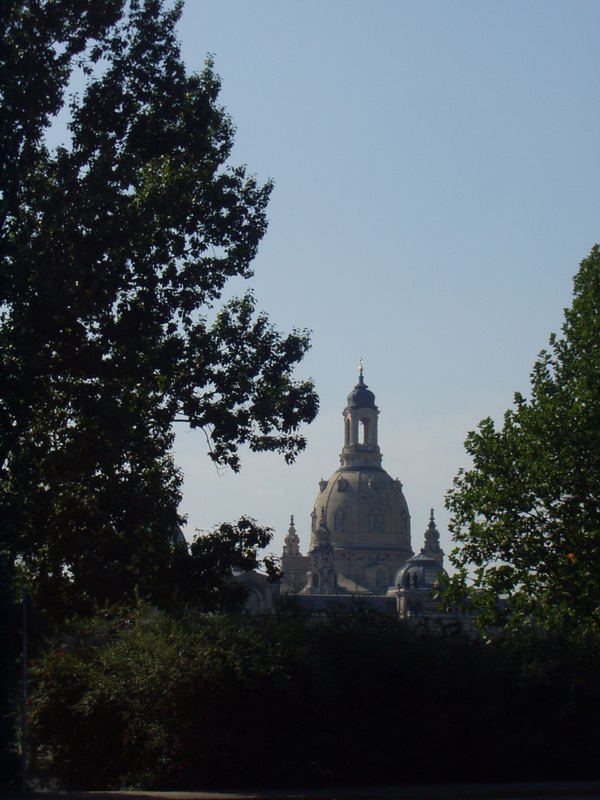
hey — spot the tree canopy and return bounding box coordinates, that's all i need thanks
[446,245,600,634]
[0,0,318,618]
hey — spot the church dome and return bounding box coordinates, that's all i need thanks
[313,468,410,552]
[280,368,450,607]
[307,366,413,592]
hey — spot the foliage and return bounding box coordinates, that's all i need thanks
[0,0,317,620]
[446,245,600,633]
[179,516,280,611]
[0,553,21,790]
[26,605,600,789]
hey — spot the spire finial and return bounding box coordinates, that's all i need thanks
[284,513,300,556]
[359,357,364,380]
[421,508,444,568]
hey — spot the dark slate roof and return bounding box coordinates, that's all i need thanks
[394,552,447,589]
[346,373,376,409]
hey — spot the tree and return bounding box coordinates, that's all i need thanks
[446,245,600,633]
[0,0,318,619]
[181,516,279,611]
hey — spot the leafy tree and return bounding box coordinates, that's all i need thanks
[180,516,280,611]
[0,0,318,619]
[0,552,20,789]
[446,245,600,633]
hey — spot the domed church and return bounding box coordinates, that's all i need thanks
[279,364,446,614]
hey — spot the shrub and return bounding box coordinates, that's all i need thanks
[26,605,600,789]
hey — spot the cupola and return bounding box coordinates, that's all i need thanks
[341,360,381,469]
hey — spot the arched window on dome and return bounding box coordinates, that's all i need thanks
[344,417,350,446]
[371,511,383,533]
[334,509,344,531]
[359,417,370,444]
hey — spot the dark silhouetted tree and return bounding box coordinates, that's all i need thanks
[0,0,318,619]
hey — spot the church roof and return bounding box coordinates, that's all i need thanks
[394,552,447,590]
[346,363,376,410]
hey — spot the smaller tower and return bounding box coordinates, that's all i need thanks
[280,514,310,594]
[341,361,382,469]
[303,519,338,594]
[390,510,447,618]
[421,508,444,568]
[283,514,300,556]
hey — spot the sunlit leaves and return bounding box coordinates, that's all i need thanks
[446,246,600,635]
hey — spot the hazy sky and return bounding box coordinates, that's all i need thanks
[171,0,600,564]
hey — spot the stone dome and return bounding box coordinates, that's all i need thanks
[306,366,413,593]
[312,468,411,553]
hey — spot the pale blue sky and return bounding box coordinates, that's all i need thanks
[170,0,600,563]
